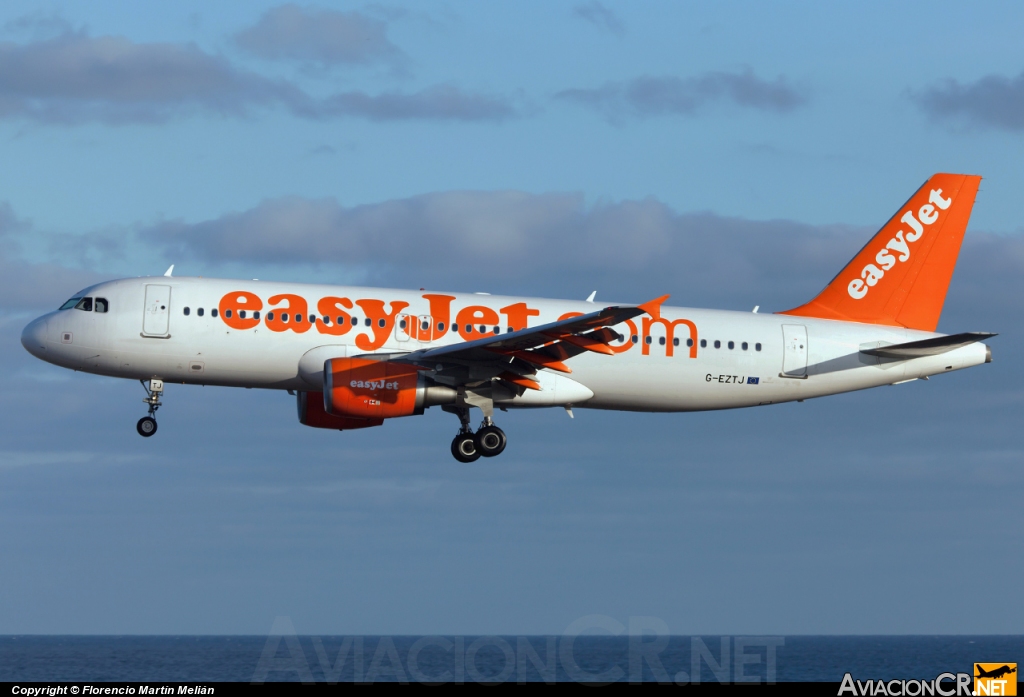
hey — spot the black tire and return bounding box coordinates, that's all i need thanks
[451,432,480,462]
[137,416,158,437]
[475,425,507,457]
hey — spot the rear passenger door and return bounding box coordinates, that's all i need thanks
[781,324,808,377]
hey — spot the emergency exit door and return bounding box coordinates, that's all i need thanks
[394,314,434,342]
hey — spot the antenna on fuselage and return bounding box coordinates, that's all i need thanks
[163,265,175,277]
[586,291,596,303]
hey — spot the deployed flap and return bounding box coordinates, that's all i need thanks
[781,173,981,331]
[860,332,995,358]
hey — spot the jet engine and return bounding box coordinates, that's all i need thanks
[324,357,456,419]
[297,390,383,430]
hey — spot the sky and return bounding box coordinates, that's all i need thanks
[1,1,1023,636]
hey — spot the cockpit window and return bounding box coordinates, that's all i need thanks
[95,298,109,313]
[59,297,82,310]
[74,297,93,312]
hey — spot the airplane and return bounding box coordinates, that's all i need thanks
[20,173,994,462]
[975,665,1016,680]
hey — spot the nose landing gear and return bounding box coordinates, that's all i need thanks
[444,407,507,462]
[137,378,163,438]
[137,416,157,437]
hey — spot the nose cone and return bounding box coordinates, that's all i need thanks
[21,315,49,359]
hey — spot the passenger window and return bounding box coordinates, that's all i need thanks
[337,316,344,325]
[75,297,93,312]
[687,338,694,347]
[399,319,407,329]
[211,309,218,317]
[253,311,260,320]
[267,312,275,321]
[478,325,486,334]
[659,337,666,345]
[309,315,315,324]
[714,340,720,348]
[507,327,514,333]
[95,298,109,313]
[322,316,330,324]
[282,313,289,322]
[364,318,371,326]
[184,307,190,316]
[295,314,303,323]
[225,310,232,318]
[378,318,386,328]
[728,341,734,349]
[238,310,246,319]
[700,339,707,348]
[437,322,445,331]
[493,326,500,334]
[631,335,638,344]
[673,338,679,346]
[742,342,748,350]
[755,343,762,351]
[197,308,204,317]
[351,317,359,326]
[466,325,473,334]
[644,336,652,345]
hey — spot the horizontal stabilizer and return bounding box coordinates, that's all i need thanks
[860,332,996,359]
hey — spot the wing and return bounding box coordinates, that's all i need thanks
[375,295,666,392]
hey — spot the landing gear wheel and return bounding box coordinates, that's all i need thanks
[451,432,480,463]
[137,416,158,437]
[475,425,507,457]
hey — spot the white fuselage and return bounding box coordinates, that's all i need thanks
[21,276,990,412]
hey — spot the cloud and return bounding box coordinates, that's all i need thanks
[0,32,299,123]
[2,11,75,39]
[914,71,1024,131]
[235,4,404,68]
[941,231,1024,328]
[137,188,1024,331]
[0,32,514,124]
[0,257,106,312]
[0,201,28,237]
[19,187,1020,326]
[571,1,625,37]
[304,84,516,121]
[143,190,865,310]
[558,69,806,120]
[5,194,1020,637]
[0,203,105,312]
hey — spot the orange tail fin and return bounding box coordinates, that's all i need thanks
[780,173,981,331]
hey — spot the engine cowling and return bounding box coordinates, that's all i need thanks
[297,390,383,430]
[324,357,455,419]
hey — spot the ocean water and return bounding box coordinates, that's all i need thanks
[1,635,1020,683]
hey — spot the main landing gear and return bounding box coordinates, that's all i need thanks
[445,407,507,463]
[137,378,164,438]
